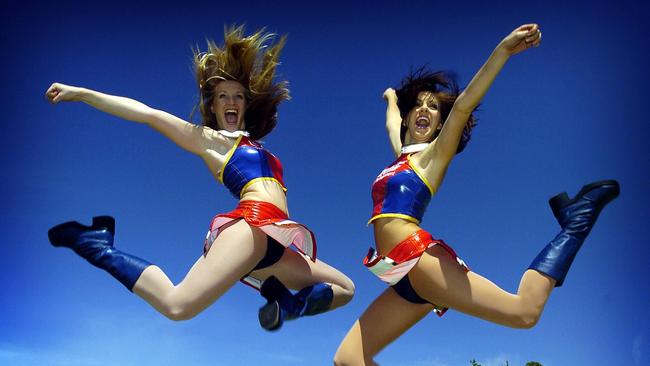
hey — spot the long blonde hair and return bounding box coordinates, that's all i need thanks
[193,25,290,139]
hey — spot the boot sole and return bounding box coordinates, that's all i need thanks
[48,221,85,247]
[549,180,620,215]
[259,301,282,331]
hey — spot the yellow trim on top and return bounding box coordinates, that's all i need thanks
[218,135,244,183]
[239,177,288,197]
[406,154,434,195]
[367,213,421,226]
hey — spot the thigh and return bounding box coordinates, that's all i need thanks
[171,219,268,309]
[250,248,353,292]
[409,245,522,325]
[336,288,433,363]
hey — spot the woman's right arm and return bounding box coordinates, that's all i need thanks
[383,88,402,157]
[45,83,228,156]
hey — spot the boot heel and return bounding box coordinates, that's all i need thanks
[549,192,570,213]
[259,301,281,331]
[92,216,115,235]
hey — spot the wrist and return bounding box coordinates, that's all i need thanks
[495,43,511,56]
[492,44,513,61]
[75,87,93,102]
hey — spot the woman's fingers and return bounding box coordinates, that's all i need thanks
[525,28,541,43]
[532,31,542,47]
[52,92,64,103]
[516,23,538,33]
[383,87,396,101]
[46,83,63,103]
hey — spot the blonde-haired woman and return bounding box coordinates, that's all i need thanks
[46,26,354,330]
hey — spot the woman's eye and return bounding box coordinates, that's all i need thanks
[236,94,244,100]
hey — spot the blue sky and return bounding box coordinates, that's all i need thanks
[2,1,648,365]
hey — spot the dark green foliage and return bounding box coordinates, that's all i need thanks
[469,360,542,366]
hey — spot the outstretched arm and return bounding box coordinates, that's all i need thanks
[384,88,402,157]
[45,83,227,156]
[422,24,542,166]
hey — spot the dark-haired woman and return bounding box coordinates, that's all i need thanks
[45,26,354,330]
[334,24,618,364]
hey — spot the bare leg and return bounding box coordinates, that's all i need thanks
[334,247,555,365]
[334,288,433,365]
[132,219,267,320]
[409,245,556,328]
[250,248,355,309]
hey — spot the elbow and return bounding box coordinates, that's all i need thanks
[143,108,164,125]
[452,94,474,115]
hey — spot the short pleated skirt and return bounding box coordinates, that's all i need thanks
[363,229,469,316]
[204,200,317,289]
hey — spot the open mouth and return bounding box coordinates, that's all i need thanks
[224,109,238,126]
[415,115,430,130]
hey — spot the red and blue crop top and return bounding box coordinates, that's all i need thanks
[219,134,286,198]
[369,152,433,225]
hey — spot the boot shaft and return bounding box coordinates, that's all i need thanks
[48,216,150,292]
[531,180,620,287]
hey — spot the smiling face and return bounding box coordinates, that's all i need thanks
[404,91,441,144]
[211,80,247,132]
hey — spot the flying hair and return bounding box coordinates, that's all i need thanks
[193,25,290,140]
[395,67,477,153]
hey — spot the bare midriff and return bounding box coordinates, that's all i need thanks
[240,179,289,214]
[372,217,422,256]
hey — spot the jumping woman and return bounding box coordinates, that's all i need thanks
[46,26,354,331]
[334,24,618,365]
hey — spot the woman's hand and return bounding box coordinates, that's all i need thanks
[45,83,84,104]
[498,24,542,56]
[383,88,397,103]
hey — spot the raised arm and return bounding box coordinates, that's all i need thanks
[45,83,228,156]
[422,24,542,165]
[384,88,403,157]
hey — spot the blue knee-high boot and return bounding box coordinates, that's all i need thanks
[48,216,151,291]
[258,276,334,331]
[529,180,620,287]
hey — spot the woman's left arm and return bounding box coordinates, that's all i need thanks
[422,24,542,166]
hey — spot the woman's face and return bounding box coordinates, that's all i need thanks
[405,91,441,144]
[211,80,247,132]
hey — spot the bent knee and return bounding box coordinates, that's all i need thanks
[334,348,368,366]
[333,356,351,366]
[338,278,356,303]
[160,304,201,322]
[516,315,540,329]
[510,310,541,329]
[334,334,376,366]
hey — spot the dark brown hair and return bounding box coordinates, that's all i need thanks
[193,25,290,140]
[395,67,477,153]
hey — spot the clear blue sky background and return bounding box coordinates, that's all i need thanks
[2,1,648,365]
